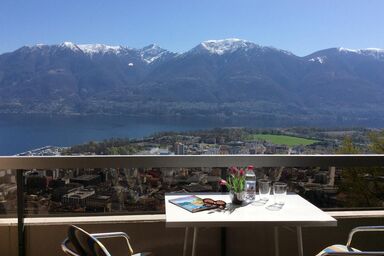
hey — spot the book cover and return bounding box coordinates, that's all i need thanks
[169,195,216,213]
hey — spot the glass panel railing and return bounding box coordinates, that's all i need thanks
[21,167,223,216]
[0,169,17,217]
[5,165,381,217]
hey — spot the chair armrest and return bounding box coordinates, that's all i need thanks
[347,226,384,247]
[322,252,384,256]
[91,231,134,255]
[91,231,130,240]
[61,238,80,256]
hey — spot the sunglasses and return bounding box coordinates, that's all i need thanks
[202,198,227,209]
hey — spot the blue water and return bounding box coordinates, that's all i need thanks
[0,114,245,155]
[0,114,382,156]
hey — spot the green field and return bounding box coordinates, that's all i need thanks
[245,134,319,146]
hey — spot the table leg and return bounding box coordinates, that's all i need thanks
[296,226,304,256]
[274,226,279,256]
[183,227,189,256]
[191,227,198,256]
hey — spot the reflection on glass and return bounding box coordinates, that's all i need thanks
[0,169,17,216]
[20,167,222,216]
[0,165,381,218]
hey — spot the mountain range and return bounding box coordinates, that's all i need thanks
[0,38,384,125]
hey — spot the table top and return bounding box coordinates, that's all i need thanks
[165,193,337,228]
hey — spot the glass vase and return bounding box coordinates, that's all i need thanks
[229,190,245,205]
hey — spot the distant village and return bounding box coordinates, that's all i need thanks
[0,127,381,215]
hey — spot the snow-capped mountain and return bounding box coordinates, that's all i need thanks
[308,56,327,64]
[25,41,175,64]
[77,43,125,55]
[59,42,82,52]
[338,47,384,54]
[139,44,176,64]
[188,38,295,57]
[306,47,384,64]
[339,48,384,60]
[193,38,258,55]
[1,39,384,124]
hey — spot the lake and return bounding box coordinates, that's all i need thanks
[0,114,382,155]
[0,114,255,155]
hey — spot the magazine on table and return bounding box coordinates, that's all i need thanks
[169,195,216,213]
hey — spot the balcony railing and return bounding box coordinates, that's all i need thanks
[0,154,384,256]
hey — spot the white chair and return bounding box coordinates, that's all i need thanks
[317,226,384,255]
[61,225,152,256]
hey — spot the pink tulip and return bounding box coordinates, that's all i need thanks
[219,179,227,186]
[239,169,245,176]
[247,165,254,170]
[230,166,238,174]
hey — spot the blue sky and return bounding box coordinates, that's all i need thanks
[0,0,383,56]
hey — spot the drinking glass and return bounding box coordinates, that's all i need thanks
[273,182,287,205]
[258,179,271,201]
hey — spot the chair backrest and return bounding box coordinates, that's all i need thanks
[67,225,111,256]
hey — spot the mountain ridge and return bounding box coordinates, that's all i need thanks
[16,39,384,57]
[0,39,384,125]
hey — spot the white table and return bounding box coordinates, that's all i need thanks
[165,193,337,256]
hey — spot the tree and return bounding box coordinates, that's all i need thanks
[337,135,384,207]
[369,130,384,153]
